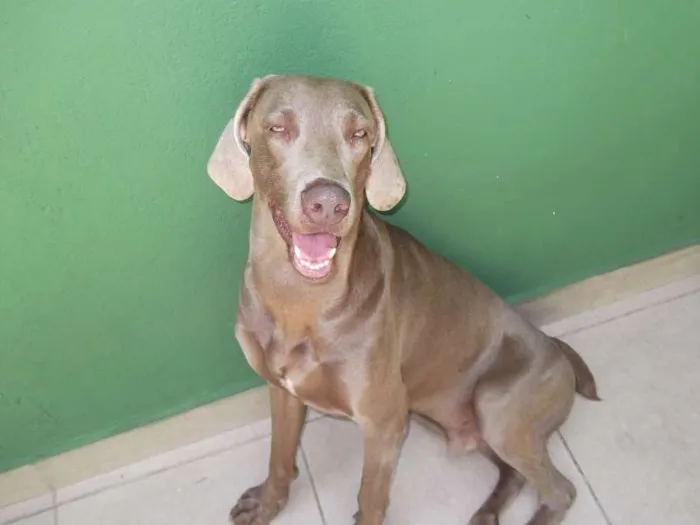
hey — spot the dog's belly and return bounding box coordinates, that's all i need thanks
[410,388,482,456]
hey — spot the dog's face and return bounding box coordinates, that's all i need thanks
[208,75,405,280]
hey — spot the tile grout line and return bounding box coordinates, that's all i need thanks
[1,498,55,525]
[44,471,58,525]
[300,445,327,525]
[51,488,58,525]
[557,431,614,525]
[45,430,273,511]
[0,473,57,525]
[6,418,325,517]
[551,285,700,340]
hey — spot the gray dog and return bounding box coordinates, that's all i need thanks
[207,74,599,525]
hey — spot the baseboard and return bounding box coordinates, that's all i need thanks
[2,243,699,515]
[516,243,700,326]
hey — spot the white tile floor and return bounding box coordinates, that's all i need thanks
[4,276,700,525]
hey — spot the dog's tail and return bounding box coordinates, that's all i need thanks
[552,337,601,401]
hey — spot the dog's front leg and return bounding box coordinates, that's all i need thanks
[230,384,307,525]
[355,403,408,525]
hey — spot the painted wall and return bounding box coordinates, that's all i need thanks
[1,0,699,472]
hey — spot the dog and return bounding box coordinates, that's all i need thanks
[207,74,599,525]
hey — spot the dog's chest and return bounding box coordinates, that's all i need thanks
[261,331,353,418]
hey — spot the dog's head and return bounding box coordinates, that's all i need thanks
[207,75,406,280]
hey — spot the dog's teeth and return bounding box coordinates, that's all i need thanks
[328,248,337,259]
[295,256,331,273]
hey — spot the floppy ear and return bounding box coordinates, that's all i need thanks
[207,76,274,200]
[361,87,407,212]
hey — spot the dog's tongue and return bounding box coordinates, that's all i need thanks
[292,232,338,261]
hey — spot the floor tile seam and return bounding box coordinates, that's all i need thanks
[553,286,700,339]
[557,431,614,525]
[45,431,272,512]
[0,476,58,525]
[300,445,328,525]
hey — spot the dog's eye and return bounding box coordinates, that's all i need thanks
[353,129,367,139]
[268,125,286,133]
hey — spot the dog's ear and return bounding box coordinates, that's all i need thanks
[207,76,276,200]
[360,86,407,212]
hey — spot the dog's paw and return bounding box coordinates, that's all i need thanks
[229,485,279,525]
[353,509,386,525]
[468,512,499,525]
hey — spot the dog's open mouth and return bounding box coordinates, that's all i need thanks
[271,205,339,280]
[291,232,338,279]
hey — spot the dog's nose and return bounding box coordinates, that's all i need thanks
[301,180,351,227]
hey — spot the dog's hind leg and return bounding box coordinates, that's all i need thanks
[479,416,577,525]
[473,335,578,525]
[505,437,576,525]
[469,444,526,525]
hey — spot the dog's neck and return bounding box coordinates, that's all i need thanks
[246,196,372,330]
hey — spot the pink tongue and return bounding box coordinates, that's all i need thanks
[292,232,338,261]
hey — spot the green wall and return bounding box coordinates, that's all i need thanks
[1,0,699,472]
